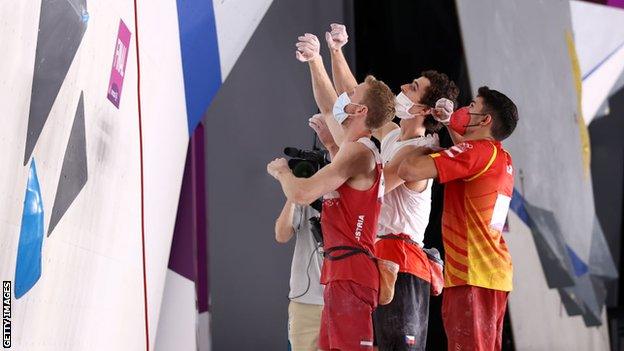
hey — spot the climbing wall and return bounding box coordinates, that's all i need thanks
[0,0,258,349]
[455,0,619,348]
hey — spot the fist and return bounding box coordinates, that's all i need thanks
[309,114,335,148]
[295,33,321,62]
[432,98,454,124]
[325,23,348,51]
[267,158,290,179]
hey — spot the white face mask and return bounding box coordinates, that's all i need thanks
[332,92,351,124]
[395,92,417,119]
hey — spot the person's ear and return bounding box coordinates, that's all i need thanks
[355,104,368,116]
[482,114,493,126]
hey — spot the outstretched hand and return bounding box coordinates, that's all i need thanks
[295,33,321,62]
[325,23,348,51]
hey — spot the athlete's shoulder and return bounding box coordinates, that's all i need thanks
[341,140,370,153]
[335,140,375,163]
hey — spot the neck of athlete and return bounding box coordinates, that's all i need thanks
[399,117,426,141]
[344,120,372,142]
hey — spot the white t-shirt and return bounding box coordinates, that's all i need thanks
[288,205,324,305]
[376,128,439,245]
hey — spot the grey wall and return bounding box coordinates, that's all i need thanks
[454,0,612,346]
[455,0,596,262]
[203,1,351,349]
[590,88,624,306]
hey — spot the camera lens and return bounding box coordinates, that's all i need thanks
[293,161,316,178]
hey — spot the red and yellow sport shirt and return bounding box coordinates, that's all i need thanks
[430,140,514,292]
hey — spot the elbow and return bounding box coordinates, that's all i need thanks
[274,225,293,244]
[275,233,290,244]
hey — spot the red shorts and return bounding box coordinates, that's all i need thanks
[318,280,378,350]
[442,285,508,351]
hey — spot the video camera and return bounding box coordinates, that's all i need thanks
[283,146,329,246]
[283,147,330,179]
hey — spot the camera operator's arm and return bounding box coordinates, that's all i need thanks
[296,34,345,146]
[325,24,357,95]
[275,200,296,243]
[309,113,338,159]
[268,142,372,205]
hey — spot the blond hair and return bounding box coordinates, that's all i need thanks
[361,75,396,130]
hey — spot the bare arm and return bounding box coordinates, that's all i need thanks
[309,113,339,159]
[325,144,339,160]
[446,125,466,145]
[326,24,357,94]
[307,57,338,115]
[432,99,460,144]
[296,34,338,115]
[398,154,439,183]
[330,49,357,94]
[275,200,296,243]
[384,146,430,194]
[308,58,344,145]
[268,143,373,205]
[296,33,345,145]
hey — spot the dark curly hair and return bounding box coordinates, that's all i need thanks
[420,70,460,132]
[477,86,518,141]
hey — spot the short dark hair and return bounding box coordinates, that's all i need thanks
[477,86,518,141]
[420,70,460,132]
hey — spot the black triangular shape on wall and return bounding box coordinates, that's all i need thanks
[48,92,88,236]
[24,0,88,165]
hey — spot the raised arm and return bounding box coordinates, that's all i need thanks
[296,33,344,144]
[309,113,339,160]
[432,98,463,144]
[274,200,296,243]
[325,24,357,95]
[445,126,466,145]
[296,34,337,115]
[329,23,397,143]
[267,142,373,205]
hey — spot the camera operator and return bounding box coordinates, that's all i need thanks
[274,198,323,351]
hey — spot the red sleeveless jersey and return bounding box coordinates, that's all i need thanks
[320,138,384,291]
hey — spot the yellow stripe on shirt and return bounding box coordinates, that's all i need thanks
[464,143,497,182]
